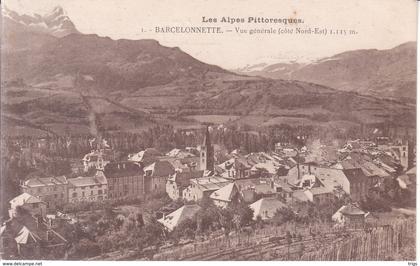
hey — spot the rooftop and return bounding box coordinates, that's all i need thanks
[292,190,311,202]
[338,204,367,216]
[10,193,44,206]
[190,176,230,191]
[68,175,107,187]
[103,161,143,178]
[249,197,287,220]
[210,183,239,202]
[158,204,201,231]
[309,186,332,195]
[168,170,204,186]
[144,161,175,177]
[1,212,67,246]
[22,176,68,188]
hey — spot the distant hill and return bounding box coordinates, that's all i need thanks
[4,33,229,90]
[233,42,417,101]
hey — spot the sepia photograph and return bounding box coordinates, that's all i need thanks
[0,0,417,262]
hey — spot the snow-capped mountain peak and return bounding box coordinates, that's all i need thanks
[2,5,79,38]
[43,6,65,21]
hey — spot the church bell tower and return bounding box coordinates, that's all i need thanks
[200,126,214,172]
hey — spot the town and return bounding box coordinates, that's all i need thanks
[0,125,416,260]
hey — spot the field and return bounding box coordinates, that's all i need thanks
[185,115,240,124]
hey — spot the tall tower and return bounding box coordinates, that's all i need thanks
[200,126,214,172]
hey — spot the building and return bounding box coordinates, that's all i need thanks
[233,157,253,179]
[332,204,368,227]
[216,158,236,179]
[289,164,368,202]
[128,148,162,165]
[235,177,278,203]
[209,183,242,208]
[102,161,143,200]
[342,168,368,202]
[249,197,287,220]
[334,153,391,188]
[143,161,175,195]
[182,176,230,202]
[389,141,409,171]
[20,176,68,210]
[0,212,67,259]
[166,148,196,159]
[166,170,204,201]
[272,179,294,202]
[67,174,108,203]
[161,156,201,172]
[200,127,214,172]
[303,186,335,205]
[158,204,201,231]
[9,193,47,219]
[82,149,113,172]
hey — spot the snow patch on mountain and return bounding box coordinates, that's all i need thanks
[2,5,79,37]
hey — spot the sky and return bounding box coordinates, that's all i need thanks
[3,0,417,69]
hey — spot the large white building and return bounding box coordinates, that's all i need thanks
[67,175,108,203]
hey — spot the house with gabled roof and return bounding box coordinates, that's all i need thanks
[9,193,47,219]
[158,204,201,231]
[249,197,287,220]
[209,183,242,208]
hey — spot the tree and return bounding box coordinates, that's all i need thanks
[171,218,197,241]
[272,207,296,225]
[69,238,101,259]
[286,230,292,259]
[218,208,233,246]
[196,198,220,233]
[142,218,166,246]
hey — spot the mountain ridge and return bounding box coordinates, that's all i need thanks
[233,42,416,100]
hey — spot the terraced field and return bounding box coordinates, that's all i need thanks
[90,218,414,261]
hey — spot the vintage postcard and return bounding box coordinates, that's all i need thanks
[0,0,417,262]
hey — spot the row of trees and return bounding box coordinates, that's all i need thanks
[2,124,312,158]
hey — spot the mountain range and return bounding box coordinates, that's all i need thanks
[233,42,416,101]
[1,6,415,137]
